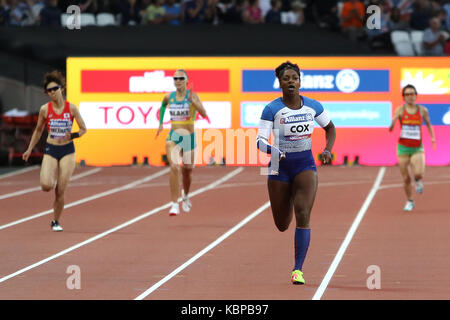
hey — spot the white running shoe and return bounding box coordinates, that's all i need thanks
[51,220,63,232]
[169,203,180,216]
[182,196,192,212]
[415,180,424,194]
[403,200,415,212]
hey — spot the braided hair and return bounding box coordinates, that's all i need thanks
[275,61,300,79]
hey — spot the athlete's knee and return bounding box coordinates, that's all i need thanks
[170,163,180,173]
[294,208,311,226]
[403,175,412,185]
[55,187,65,199]
[41,183,53,192]
[275,222,289,232]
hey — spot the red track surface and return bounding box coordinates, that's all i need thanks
[0,165,448,300]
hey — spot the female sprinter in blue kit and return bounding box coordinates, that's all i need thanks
[257,61,336,284]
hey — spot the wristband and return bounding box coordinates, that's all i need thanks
[323,150,331,156]
[70,132,80,139]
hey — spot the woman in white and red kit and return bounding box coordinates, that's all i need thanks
[23,70,87,231]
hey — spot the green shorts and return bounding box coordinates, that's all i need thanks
[167,130,196,152]
[397,144,424,157]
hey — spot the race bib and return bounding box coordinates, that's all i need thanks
[281,114,314,141]
[49,119,72,139]
[400,124,420,140]
[170,103,191,122]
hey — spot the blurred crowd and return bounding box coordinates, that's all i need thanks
[0,0,449,54]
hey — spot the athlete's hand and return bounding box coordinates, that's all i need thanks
[63,132,73,142]
[22,149,31,162]
[187,83,194,102]
[321,150,332,164]
[279,152,286,160]
[155,124,163,138]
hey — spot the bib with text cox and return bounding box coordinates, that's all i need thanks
[280,113,314,141]
[400,124,421,140]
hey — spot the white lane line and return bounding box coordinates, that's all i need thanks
[0,168,170,231]
[0,166,39,180]
[0,168,103,200]
[312,166,386,301]
[378,180,450,190]
[0,167,243,284]
[135,200,270,300]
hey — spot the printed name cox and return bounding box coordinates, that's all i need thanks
[181,304,269,317]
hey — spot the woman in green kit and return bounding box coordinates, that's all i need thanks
[156,69,208,216]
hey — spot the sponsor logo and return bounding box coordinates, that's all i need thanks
[241,101,392,128]
[242,69,389,93]
[280,114,313,124]
[421,104,450,125]
[78,101,232,129]
[335,69,360,93]
[81,70,229,93]
[322,101,391,127]
[401,69,450,94]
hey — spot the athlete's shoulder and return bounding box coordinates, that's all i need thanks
[418,104,429,116]
[40,103,49,115]
[302,96,324,115]
[68,102,79,114]
[261,97,283,121]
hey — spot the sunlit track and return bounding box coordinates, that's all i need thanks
[135,200,270,300]
[0,165,448,300]
[0,168,169,231]
[0,168,102,200]
[0,168,243,285]
[0,166,39,180]
[312,167,386,300]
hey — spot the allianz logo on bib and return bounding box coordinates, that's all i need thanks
[280,114,313,124]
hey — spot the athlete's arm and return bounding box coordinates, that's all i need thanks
[256,119,283,157]
[322,121,336,164]
[389,106,403,132]
[421,106,436,149]
[70,103,87,138]
[156,94,170,138]
[22,104,47,161]
[190,92,208,118]
[314,107,334,164]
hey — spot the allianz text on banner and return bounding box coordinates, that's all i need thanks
[79,102,232,129]
[242,69,390,93]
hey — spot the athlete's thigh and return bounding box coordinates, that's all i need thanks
[57,153,76,191]
[166,141,181,166]
[267,179,293,227]
[410,152,425,176]
[291,169,318,213]
[397,155,411,180]
[40,154,58,187]
[182,148,196,168]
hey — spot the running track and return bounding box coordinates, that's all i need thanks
[0,165,448,300]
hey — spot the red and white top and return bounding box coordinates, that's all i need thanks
[398,105,422,148]
[46,101,74,140]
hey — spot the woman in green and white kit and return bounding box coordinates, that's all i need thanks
[156,69,208,216]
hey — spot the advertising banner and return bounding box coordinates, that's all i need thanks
[67,57,450,166]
